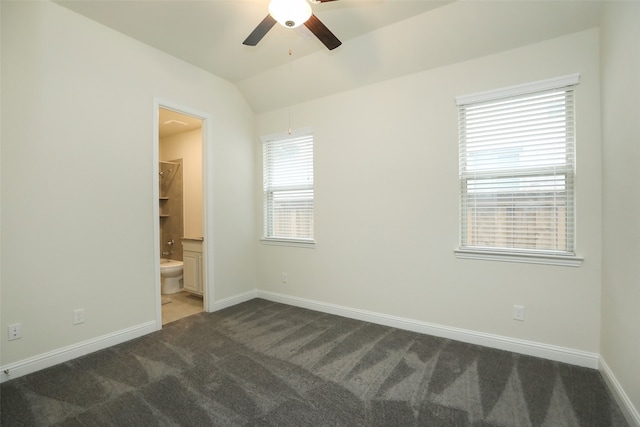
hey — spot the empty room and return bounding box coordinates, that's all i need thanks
[1,0,638,425]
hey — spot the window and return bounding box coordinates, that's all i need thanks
[262,130,314,245]
[456,74,582,266]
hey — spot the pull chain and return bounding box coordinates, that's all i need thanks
[288,48,293,135]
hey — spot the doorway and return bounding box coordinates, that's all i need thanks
[154,102,210,327]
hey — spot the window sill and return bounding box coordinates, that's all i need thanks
[454,248,583,267]
[261,238,316,249]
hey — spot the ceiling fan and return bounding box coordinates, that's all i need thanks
[243,0,342,50]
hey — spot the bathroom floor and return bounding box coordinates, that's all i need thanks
[161,291,203,325]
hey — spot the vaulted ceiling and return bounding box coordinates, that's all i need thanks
[55,0,602,113]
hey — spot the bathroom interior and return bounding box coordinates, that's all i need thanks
[158,107,205,325]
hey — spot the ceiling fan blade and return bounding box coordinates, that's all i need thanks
[243,14,277,46]
[304,14,342,50]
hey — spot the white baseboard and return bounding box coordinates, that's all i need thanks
[0,321,157,384]
[209,290,258,312]
[256,290,600,369]
[0,289,608,395]
[0,290,259,384]
[600,356,640,427]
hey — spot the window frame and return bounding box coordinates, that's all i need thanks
[455,74,583,267]
[261,128,315,248]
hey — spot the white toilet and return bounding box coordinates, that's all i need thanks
[160,258,184,294]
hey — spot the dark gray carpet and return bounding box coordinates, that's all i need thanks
[0,299,629,426]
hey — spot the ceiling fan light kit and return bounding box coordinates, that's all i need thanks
[269,0,312,28]
[243,0,341,50]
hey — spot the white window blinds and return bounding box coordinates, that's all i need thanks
[263,131,314,242]
[457,75,578,255]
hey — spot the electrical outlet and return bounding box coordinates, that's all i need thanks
[8,323,22,341]
[513,305,525,321]
[281,273,288,284]
[73,308,85,325]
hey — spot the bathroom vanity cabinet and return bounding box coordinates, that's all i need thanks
[182,239,203,296]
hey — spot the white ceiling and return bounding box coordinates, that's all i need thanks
[159,108,202,138]
[55,0,603,113]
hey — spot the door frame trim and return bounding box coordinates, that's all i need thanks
[153,98,213,329]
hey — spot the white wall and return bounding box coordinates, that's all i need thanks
[600,1,640,421]
[0,1,257,367]
[160,128,203,239]
[1,2,638,420]
[257,29,602,354]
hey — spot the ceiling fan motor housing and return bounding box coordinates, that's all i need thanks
[243,0,341,50]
